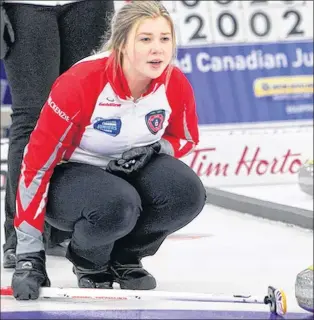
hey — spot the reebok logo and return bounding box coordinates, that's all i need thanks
[21,261,33,269]
[48,96,70,122]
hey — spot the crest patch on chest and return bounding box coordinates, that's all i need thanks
[145,110,165,135]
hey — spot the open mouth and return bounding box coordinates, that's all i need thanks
[148,60,162,65]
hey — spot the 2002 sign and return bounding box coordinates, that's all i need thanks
[171,1,313,46]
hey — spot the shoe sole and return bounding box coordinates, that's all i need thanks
[3,254,16,269]
[116,276,157,290]
[3,262,16,269]
[72,266,114,289]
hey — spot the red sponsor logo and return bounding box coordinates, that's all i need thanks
[98,102,121,107]
[189,146,303,177]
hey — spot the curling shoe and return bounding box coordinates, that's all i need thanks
[3,249,16,268]
[111,260,156,290]
[73,264,114,289]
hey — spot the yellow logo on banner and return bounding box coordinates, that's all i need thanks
[253,75,313,97]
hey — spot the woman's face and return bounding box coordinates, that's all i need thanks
[123,16,174,81]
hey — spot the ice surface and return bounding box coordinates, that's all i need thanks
[1,189,313,317]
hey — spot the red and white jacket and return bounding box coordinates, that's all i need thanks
[14,51,199,254]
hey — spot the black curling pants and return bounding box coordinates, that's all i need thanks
[2,0,114,252]
[45,154,207,269]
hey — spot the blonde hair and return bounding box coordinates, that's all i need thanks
[98,1,177,84]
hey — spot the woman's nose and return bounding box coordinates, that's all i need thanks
[151,40,163,53]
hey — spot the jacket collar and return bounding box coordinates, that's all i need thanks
[106,53,168,100]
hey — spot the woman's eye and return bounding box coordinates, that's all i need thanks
[162,37,170,41]
[141,37,150,42]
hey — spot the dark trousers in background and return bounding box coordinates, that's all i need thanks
[2,0,114,253]
[45,155,207,269]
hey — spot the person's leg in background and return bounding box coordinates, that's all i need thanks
[2,3,61,268]
[45,162,142,289]
[110,154,207,289]
[46,0,115,253]
[2,1,115,267]
[42,0,115,251]
[58,0,114,73]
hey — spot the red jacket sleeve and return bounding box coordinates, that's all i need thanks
[14,74,82,253]
[162,69,199,158]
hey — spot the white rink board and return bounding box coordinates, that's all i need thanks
[181,124,313,187]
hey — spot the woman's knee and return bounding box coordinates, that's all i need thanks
[85,184,142,237]
[173,167,206,216]
[155,155,206,213]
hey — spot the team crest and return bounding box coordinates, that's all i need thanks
[145,110,165,135]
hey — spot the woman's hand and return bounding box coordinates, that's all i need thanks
[12,251,50,300]
[106,142,161,176]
